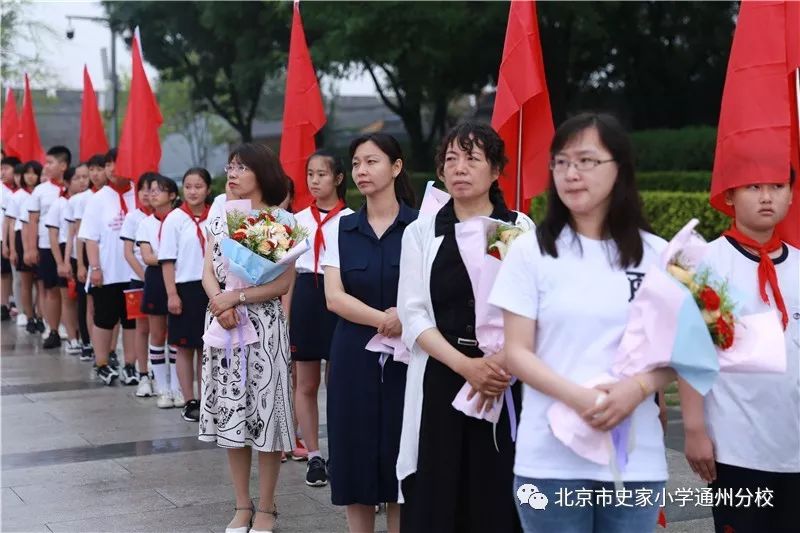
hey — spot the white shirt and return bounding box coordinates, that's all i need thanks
[136,213,169,257]
[0,184,12,243]
[25,181,64,249]
[488,228,669,482]
[120,209,149,281]
[294,205,354,274]
[69,189,93,221]
[395,210,535,491]
[5,188,30,232]
[43,196,69,245]
[77,186,135,285]
[701,236,800,472]
[158,207,208,283]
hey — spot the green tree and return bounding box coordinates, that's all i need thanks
[103,0,291,142]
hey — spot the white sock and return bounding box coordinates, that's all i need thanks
[307,450,321,460]
[167,345,180,394]
[149,344,168,393]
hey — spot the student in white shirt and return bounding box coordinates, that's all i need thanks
[78,147,138,385]
[159,168,213,423]
[136,175,178,403]
[679,171,799,532]
[24,146,71,349]
[1,156,20,321]
[489,113,675,533]
[289,151,354,480]
[121,173,156,397]
[6,160,42,333]
[63,163,92,358]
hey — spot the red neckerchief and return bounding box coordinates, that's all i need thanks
[723,223,788,329]
[155,209,172,242]
[50,179,66,198]
[310,200,346,285]
[139,206,153,217]
[108,180,132,214]
[180,202,211,255]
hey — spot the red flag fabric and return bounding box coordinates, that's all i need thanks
[116,32,163,188]
[710,0,800,247]
[1,88,20,157]
[80,66,109,162]
[491,0,554,213]
[8,74,45,163]
[280,1,326,211]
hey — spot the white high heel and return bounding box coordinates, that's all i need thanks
[249,505,278,533]
[225,505,254,533]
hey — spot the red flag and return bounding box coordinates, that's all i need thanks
[280,1,326,211]
[80,66,109,162]
[1,87,20,157]
[116,30,163,188]
[710,0,800,247]
[491,0,554,213]
[7,74,45,163]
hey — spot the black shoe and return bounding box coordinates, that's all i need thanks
[181,399,200,422]
[305,456,328,487]
[26,319,38,334]
[96,365,118,385]
[42,330,61,349]
[1,305,9,321]
[80,345,94,362]
[108,351,120,371]
[35,318,45,333]
[120,364,139,386]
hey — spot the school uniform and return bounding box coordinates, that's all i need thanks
[157,204,210,348]
[5,188,35,273]
[26,181,65,289]
[77,184,136,330]
[69,189,93,271]
[135,212,170,316]
[321,203,418,506]
[488,228,669,533]
[43,194,71,288]
[396,200,532,533]
[290,203,354,360]
[0,183,13,275]
[119,208,148,290]
[63,197,91,347]
[700,236,800,532]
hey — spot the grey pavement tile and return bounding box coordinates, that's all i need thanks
[1,431,93,455]
[0,395,34,405]
[663,517,714,532]
[1,458,132,488]
[79,421,201,447]
[1,487,24,506]
[664,449,712,523]
[0,519,51,532]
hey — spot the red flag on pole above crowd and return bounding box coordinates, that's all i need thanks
[80,66,109,162]
[116,28,163,187]
[710,0,799,247]
[280,0,326,211]
[1,88,20,157]
[491,0,554,213]
[8,74,45,163]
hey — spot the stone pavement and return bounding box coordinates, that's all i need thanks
[0,320,713,532]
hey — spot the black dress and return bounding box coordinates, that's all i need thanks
[400,200,522,533]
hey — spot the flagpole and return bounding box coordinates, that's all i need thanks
[515,109,522,212]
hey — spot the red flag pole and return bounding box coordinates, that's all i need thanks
[515,111,522,212]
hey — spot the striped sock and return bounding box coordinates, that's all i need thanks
[167,345,180,394]
[149,344,168,393]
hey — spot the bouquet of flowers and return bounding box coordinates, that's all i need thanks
[203,200,309,389]
[487,224,525,260]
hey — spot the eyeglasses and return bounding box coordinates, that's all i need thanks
[224,163,249,175]
[549,157,615,174]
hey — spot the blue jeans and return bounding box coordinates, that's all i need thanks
[514,476,665,533]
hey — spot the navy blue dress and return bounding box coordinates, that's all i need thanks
[327,203,418,506]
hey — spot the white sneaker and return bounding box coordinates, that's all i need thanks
[65,339,82,355]
[42,327,50,340]
[16,313,27,327]
[58,324,69,340]
[172,389,186,408]
[135,376,154,397]
[156,391,174,409]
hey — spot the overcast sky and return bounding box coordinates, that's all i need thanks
[10,1,376,96]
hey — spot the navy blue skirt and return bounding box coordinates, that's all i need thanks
[289,273,338,361]
[141,265,167,316]
[168,281,208,349]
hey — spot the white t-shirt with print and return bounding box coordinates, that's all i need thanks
[77,186,135,285]
[700,236,800,473]
[294,205,354,274]
[489,228,669,482]
[119,209,149,282]
[25,181,64,249]
[158,207,208,283]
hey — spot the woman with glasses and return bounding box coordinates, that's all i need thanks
[489,113,675,533]
[201,145,296,533]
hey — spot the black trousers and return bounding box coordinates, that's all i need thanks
[71,258,90,345]
[710,462,800,533]
[400,345,522,533]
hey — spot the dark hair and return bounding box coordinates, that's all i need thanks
[307,149,347,200]
[151,174,180,208]
[21,160,42,190]
[75,161,88,170]
[14,163,24,175]
[284,177,295,212]
[435,121,509,211]
[537,112,652,269]
[349,133,416,207]
[64,166,75,183]
[228,143,288,206]
[105,148,117,163]
[1,156,21,167]
[183,167,213,204]
[47,145,72,167]
[137,171,159,192]
[88,154,107,168]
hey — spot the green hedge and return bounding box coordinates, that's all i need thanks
[636,171,710,192]
[631,126,716,171]
[530,191,728,241]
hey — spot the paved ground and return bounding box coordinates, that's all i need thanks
[0,320,713,532]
